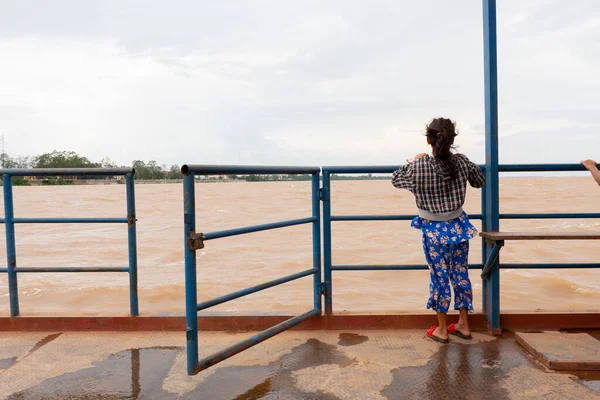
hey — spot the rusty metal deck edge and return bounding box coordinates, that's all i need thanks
[1,313,600,332]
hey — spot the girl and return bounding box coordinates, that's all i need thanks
[392,117,485,343]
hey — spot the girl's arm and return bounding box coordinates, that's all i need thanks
[582,159,600,186]
[456,154,485,188]
[467,161,486,188]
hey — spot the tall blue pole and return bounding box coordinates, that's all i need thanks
[322,171,333,315]
[311,173,322,313]
[183,173,199,375]
[125,172,139,316]
[2,175,19,317]
[3,175,19,316]
[481,182,489,313]
[483,0,500,332]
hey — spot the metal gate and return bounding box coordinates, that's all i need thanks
[181,164,321,375]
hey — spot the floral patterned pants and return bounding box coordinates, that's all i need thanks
[422,236,474,313]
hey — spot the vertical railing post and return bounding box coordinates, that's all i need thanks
[311,172,322,313]
[183,173,199,375]
[3,174,19,316]
[481,182,489,313]
[483,0,501,332]
[322,170,333,315]
[125,172,139,316]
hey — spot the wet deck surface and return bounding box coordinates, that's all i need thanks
[1,330,600,399]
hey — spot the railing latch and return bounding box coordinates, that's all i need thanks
[319,188,324,201]
[189,231,205,251]
[320,281,330,295]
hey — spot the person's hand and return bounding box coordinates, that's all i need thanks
[581,159,598,171]
[414,153,428,161]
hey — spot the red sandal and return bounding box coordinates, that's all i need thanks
[426,326,449,344]
[448,323,472,340]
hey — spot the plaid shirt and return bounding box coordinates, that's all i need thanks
[392,153,485,214]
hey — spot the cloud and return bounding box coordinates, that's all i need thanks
[0,0,598,167]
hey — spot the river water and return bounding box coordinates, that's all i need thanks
[0,177,599,315]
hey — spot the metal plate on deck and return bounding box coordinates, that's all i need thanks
[516,331,600,371]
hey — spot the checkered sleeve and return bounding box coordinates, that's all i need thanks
[466,159,485,188]
[391,164,414,192]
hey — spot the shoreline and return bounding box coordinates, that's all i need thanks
[11,174,593,187]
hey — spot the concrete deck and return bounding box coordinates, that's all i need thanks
[1,330,600,399]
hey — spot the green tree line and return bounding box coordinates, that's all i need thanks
[1,150,389,186]
[0,150,182,185]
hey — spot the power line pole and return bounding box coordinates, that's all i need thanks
[1,135,4,168]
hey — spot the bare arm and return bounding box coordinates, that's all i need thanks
[582,159,600,186]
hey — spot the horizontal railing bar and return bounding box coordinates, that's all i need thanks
[498,163,596,172]
[197,308,319,371]
[323,163,597,175]
[203,217,316,240]
[0,168,134,177]
[499,213,600,219]
[331,263,600,271]
[197,268,317,311]
[331,214,483,221]
[0,267,130,273]
[501,263,600,269]
[323,166,401,174]
[181,164,320,176]
[332,264,484,271]
[10,217,129,224]
[330,213,598,222]
[7,213,595,225]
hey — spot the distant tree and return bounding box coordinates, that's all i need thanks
[132,160,164,180]
[100,157,119,168]
[1,153,30,169]
[33,151,99,169]
[0,153,30,186]
[167,165,182,180]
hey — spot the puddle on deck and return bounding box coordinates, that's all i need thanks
[1,333,62,372]
[0,357,17,371]
[338,332,369,346]
[7,339,352,400]
[7,333,600,399]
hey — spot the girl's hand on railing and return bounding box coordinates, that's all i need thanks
[581,159,598,171]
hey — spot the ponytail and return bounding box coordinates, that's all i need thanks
[426,118,458,179]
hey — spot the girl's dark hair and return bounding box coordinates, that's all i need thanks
[426,117,458,179]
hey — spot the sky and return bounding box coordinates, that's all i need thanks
[1,0,599,168]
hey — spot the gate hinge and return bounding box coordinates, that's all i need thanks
[320,281,330,295]
[127,214,136,227]
[189,231,205,251]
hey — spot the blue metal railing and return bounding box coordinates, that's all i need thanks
[0,168,139,316]
[322,163,600,316]
[181,164,321,375]
[481,163,600,329]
